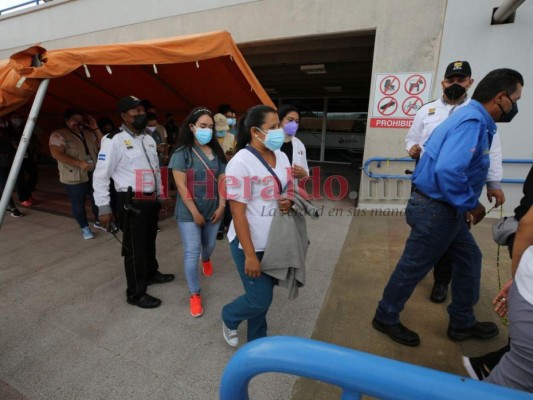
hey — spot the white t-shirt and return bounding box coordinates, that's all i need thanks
[516,246,533,306]
[226,147,292,251]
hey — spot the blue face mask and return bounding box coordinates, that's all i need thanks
[216,130,226,138]
[256,127,285,151]
[227,118,236,126]
[194,127,213,145]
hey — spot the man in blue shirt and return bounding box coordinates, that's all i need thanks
[373,68,524,346]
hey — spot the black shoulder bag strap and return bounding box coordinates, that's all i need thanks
[245,146,283,194]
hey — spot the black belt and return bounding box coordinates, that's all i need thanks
[117,191,156,199]
[413,187,451,207]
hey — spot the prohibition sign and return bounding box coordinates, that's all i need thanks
[377,96,398,116]
[402,96,423,116]
[405,74,426,95]
[379,75,400,95]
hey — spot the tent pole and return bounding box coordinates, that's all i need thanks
[0,77,50,229]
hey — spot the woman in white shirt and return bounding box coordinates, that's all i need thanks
[278,104,309,185]
[221,105,293,347]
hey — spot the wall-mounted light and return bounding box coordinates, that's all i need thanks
[300,64,327,74]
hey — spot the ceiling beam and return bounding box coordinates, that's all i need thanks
[244,47,374,67]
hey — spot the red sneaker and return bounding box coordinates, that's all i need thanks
[189,294,203,317]
[202,259,213,277]
[20,200,33,207]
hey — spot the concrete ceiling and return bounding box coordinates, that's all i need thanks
[239,30,375,108]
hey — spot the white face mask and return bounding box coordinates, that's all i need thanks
[146,126,157,132]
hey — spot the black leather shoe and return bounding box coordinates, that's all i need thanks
[216,231,224,240]
[127,294,162,309]
[430,282,448,303]
[372,318,420,346]
[148,273,175,285]
[447,321,499,341]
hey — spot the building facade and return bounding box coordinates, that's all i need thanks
[1,0,531,211]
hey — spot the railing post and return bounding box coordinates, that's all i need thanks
[0,77,49,228]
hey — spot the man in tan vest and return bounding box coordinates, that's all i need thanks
[49,109,103,239]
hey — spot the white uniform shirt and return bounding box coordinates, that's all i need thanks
[290,136,309,185]
[291,137,309,172]
[93,124,163,214]
[405,97,503,186]
[226,148,292,252]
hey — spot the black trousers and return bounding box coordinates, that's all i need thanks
[433,251,453,285]
[0,167,17,210]
[117,193,160,298]
[16,158,38,201]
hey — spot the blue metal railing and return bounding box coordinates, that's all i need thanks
[362,157,414,180]
[362,157,533,184]
[0,0,42,15]
[220,336,533,400]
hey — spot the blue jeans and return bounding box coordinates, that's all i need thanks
[375,192,482,329]
[222,239,275,342]
[63,178,98,229]
[177,219,221,294]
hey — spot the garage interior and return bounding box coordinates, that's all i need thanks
[239,30,374,163]
[239,31,375,198]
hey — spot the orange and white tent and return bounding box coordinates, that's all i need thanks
[0,30,273,121]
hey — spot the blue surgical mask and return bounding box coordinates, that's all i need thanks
[216,130,226,138]
[227,118,236,126]
[256,127,285,151]
[194,127,213,145]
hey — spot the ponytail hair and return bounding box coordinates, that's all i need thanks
[235,105,277,152]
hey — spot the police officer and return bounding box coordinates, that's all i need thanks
[405,61,505,303]
[93,96,174,309]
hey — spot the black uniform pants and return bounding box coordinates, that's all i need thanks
[16,158,38,201]
[433,251,453,285]
[117,193,160,299]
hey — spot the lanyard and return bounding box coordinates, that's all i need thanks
[139,135,159,196]
[71,130,91,157]
[246,146,283,194]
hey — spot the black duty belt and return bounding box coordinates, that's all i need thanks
[118,191,156,199]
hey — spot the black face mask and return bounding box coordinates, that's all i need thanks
[498,101,519,123]
[132,114,148,131]
[444,84,466,101]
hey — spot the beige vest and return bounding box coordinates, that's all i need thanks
[53,127,99,184]
[217,132,236,154]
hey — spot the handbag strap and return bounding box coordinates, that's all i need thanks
[245,146,283,194]
[191,147,218,182]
